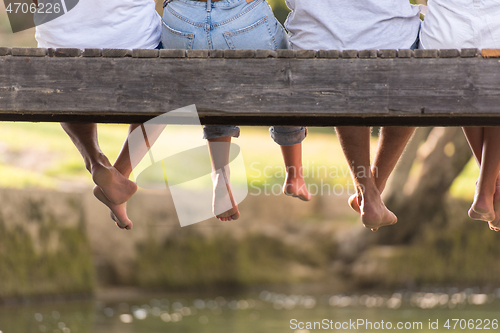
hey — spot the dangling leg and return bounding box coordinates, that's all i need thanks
[336,126,397,231]
[467,127,500,221]
[207,136,240,221]
[271,126,311,201]
[348,126,416,213]
[61,122,137,229]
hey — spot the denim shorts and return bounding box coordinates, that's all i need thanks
[162,0,307,146]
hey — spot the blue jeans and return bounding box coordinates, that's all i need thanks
[162,0,307,146]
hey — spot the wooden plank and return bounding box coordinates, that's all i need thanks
[439,49,460,58]
[342,50,358,59]
[224,49,255,58]
[378,49,397,58]
[482,49,500,58]
[461,48,479,58]
[317,50,340,59]
[359,50,377,59]
[1,57,500,126]
[296,50,316,58]
[102,49,131,57]
[209,49,224,58]
[278,50,296,58]
[397,49,413,58]
[160,49,186,58]
[187,50,209,58]
[0,47,11,56]
[11,48,47,57]
[55,48,82,57]
[83,49,102,57]
[255,49,277,58]
[414,49,439,58]
[132,49,159,58]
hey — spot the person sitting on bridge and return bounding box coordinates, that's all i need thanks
[35,0,162,230]
[284,0,422,231]
[420,0,500,231]
[161,0,311,222]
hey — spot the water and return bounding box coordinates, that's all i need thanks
[1,288,500,333]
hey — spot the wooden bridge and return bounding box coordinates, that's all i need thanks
[0,46,499,126]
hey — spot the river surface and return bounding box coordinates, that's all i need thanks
[1,288,499,333]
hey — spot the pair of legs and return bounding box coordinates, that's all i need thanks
[207,135,311,222]
[462,127,500,231]
[61,123,138,230]
[335,126,416,231]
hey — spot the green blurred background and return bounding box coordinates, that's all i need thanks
[1,1,500,333]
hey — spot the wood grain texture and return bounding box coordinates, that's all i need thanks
[378,49,397,58]
[397,49,413,58]
[317,50,340,59]
[224,49,255,58]
[102,49,131,57]
[278,50,296,58]
[55,48,82,57]
[0,48,11,56]
[186,50,209,58]
[160,49,186,58]
[1,57,500,126]
[482,49,500,58]
[414,49,439,58]
[296,50,316,58]
[439,49,460,58]
[359,50,377,59]
[83,49,102,57]
[461,48,479,58]
[132,49,159,58]
[255,49,277,58]
[11,48,47,57]
[209,49,224,58]
[342,50,358,59]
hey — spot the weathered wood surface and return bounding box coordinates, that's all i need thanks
[0,48,500,126]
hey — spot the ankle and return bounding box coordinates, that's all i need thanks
[87,153,111,173]
[286,166,303,180]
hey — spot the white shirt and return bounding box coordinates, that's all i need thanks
[284,0,422,51]
[420,0,500,50]
[35,0,161,49]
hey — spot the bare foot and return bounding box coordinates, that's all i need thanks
[357,187,397,232]
[488,220,500,231]
[469,189,495,222]
[487,185,500,231]
[212,167,240,221]
[93,186,133,230]
[283,174,312,201]
[348,194,361,213]
[494,184,500,211]
[92,162,137,205]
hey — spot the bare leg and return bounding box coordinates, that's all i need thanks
[349,126,416,213]
[281,143,311,201]
[336,126,397,231]
[468,127,500,221]
[207,136,240,221]
[93,123,150,230]
[61,122,137,229]
[463,127,483,164]
[463,127,500,227]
